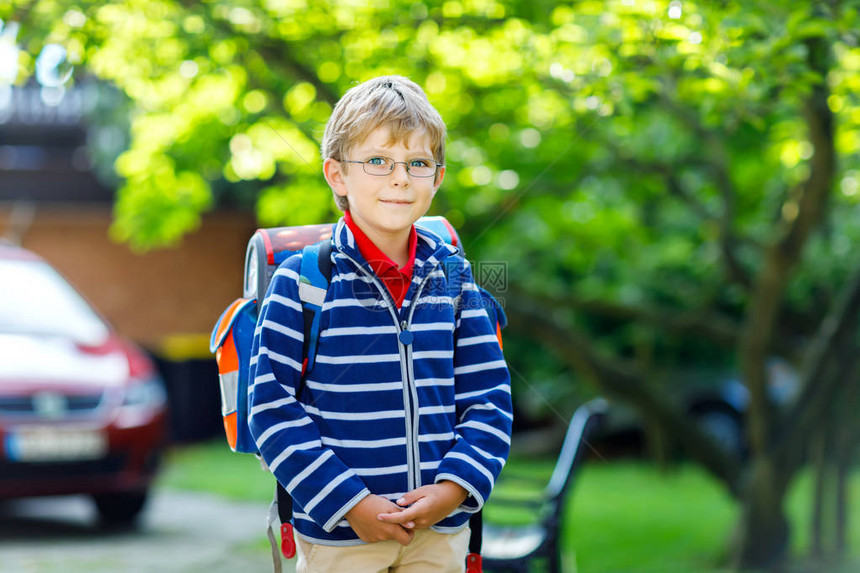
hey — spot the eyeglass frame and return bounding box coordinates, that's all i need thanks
[339,156,444,178]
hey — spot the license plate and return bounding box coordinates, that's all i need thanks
[4,426,108,462]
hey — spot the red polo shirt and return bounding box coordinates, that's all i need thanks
[344,211,417,309]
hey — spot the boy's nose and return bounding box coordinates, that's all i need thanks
[390,162,410,184]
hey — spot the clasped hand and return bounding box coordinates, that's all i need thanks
[377,481,468,531]
[345,482,468,546]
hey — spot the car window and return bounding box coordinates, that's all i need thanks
[0,259,108,344]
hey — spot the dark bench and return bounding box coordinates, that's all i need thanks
[480,398,608,573]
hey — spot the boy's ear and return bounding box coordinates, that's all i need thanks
[432,165,446,195]
[323,157,348,198]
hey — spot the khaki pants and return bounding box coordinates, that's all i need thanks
[295,528,470,573]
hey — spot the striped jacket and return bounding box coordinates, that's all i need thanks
[248,218,513,546]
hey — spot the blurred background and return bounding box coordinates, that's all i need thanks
[0,0,859,572]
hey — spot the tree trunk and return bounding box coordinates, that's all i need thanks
[809,428,835,561]
[732,30,836,571]
[808,351,858,567]
[732,457,792,570]
[835,454,849,559]
[832,356,859,560]
[810,431,826,559]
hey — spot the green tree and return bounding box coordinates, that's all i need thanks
[5,0,860,569]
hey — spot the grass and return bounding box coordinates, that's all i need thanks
[160,440,273,501]
[158,440,859,572]
[562,462,737,573]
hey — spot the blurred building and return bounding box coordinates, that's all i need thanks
[0,80,256,441]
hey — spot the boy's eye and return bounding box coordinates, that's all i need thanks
[410,159,432,168]
[366,157,389,166]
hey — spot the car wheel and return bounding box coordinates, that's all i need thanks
[92,491,149,527]
[693,409,745,459]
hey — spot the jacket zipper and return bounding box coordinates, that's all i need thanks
[401,274,435,490]
[341,251,440,492]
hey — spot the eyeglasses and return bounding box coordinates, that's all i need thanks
[340,156,442,178]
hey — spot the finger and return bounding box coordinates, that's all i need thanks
[393,525,413,546]
[396,487,428,507]
[377,509,416,525]
[382,513,415,528]
[378,506,419,525]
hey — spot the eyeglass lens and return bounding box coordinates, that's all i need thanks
[363,157,437,177]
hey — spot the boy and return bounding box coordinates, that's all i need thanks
[248,75,512,572]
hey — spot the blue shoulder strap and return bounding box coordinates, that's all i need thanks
[274,237,333,543]
[478,285,507,330]
[299,238,334,378]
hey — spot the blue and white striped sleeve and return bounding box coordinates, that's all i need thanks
[248,256,369,531]
[435,259,513,511]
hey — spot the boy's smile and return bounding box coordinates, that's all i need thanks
[324,127,445,266]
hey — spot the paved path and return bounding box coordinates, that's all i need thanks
[0,490,295,573]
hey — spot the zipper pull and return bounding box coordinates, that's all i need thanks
[399,321,414,345]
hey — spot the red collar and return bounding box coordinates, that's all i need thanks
[343,211,417,280]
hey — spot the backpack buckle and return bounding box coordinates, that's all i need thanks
[466,552,482,573]
[280,522,296,559]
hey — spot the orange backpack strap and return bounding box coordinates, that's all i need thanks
[210,298,253,354]
[210,298,258,453]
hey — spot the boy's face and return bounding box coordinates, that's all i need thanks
[324,126,445,250]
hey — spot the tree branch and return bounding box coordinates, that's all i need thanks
[198,2,341,106]
[774,258,860,473]
[740,33,836,456]
[507,285,801,359]
[657,91,759,290]
[505,292,743,492]
[510,285,741,348]
[614,149,757,291]
[254,40,340,106]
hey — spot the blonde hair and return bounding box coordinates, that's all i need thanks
[322,75,447,211]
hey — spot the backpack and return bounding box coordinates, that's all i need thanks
[210,216,505,573]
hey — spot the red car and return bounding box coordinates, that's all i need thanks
[0,240,168,525]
